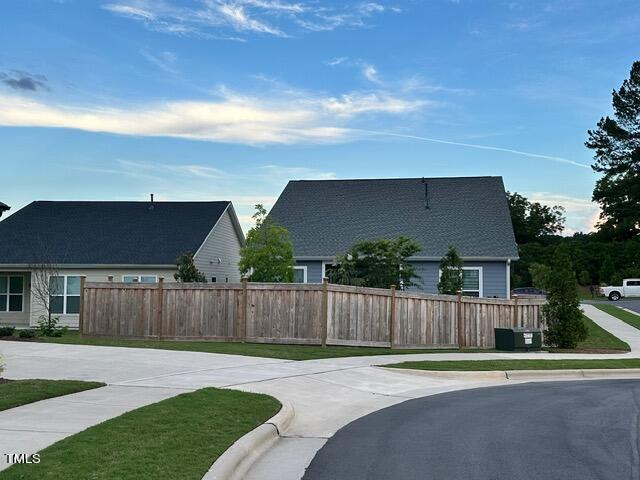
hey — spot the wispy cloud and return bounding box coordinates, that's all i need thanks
[103,0,393,39]
[77,159,336,230]
[0,70,49,92]
[140,49,177,73]
[0,84,425,145]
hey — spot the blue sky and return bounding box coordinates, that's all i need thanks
[1,0,638,233]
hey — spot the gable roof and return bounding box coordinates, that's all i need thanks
[0,201,235,265]
[269,176,518,259]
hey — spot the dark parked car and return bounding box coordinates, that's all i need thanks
[511,287,547,297]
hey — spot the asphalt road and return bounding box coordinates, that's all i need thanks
[587,299,640,314]
[303,380,640,480]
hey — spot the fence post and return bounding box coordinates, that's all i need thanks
[78,276,86,337]
[156,277,164,340]
[321,278,329,347]
[513,294,519,328]
[389,285,396,348]
[241,278,248,343]
[456,290,464,349]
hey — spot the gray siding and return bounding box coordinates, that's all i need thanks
[409,260,508,298]
[194,208,243,283]
[295,261,323,283]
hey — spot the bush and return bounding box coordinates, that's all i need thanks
[18,329,37,338]
[37,316,68,337]
[0,326,15,337]
[543,249,588,349]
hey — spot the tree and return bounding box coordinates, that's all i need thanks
[507,192,565,244]
[586,60,640,240]
[543,248,587,349]
[29,261,66,336]
[239,205,294,282]
[599,254,615,285]
[174,252,206,282]
[438,246,463,295]
[529,263,552,290]
[577,270,591,286]
[329,237,422,289]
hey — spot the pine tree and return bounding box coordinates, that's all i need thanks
[174,252,206,282]
[586,60,640,240]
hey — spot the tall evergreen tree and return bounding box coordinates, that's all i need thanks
[506,191,565,244]
[438,246,464,295]
[586,60,640,240]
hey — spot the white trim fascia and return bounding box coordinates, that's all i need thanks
[506,259,511,300]
[292,265,307,283]
[293,256,519,262]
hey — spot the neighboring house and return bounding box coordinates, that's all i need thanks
[269,176,518,298]
[0,200,244,328]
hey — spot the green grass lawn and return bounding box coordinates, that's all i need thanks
[30,331,489,360]
[572,314,630,351]
[0,379,105,411]
[1,387,280,480]
[593,304,640,330]
[384,358,640,371]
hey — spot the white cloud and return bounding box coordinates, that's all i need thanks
[103,0,391,39]
[140,49,177,73]
[0,86,425,145]
[362,64,379,83]
[527,192,600,234]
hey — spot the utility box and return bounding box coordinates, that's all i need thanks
[494,327,542,352]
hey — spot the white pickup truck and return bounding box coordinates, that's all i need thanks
[601,279,640,301]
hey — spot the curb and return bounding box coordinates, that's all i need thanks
[203,401,295,480]
[622,307,640,318]
[381,366,640,381]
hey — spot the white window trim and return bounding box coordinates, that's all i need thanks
[293,266,307,283]
[462,266,483,297]
[50,275,81,315]
[321,261,335,280]
[0,275,24,313]
[437,266,484,297]
[121,274,159,284]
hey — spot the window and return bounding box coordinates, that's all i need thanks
[122,275,158,284]
[49,275,81,314]
[293,266,307,283]
[462,267,483,297]
[0,275,24,312]
[322,262,338,281]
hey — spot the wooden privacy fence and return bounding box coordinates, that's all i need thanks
[79,279,545,349]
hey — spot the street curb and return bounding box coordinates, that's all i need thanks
[381,366,640,381]
[622,308,640,318]
[203,401,295,480]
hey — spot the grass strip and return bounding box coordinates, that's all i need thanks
[385,358,640,371]
[0,379,104,411]
[1,387,280,480]
[575,314,630,351]
[593,304,640,330]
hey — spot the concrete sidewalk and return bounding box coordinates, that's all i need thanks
[0,303,638,477]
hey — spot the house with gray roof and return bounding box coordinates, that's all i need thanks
[0,199,244,328]
[269,176,518,298]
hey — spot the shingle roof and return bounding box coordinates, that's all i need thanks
[0,201,231,265]
[269,177,518,259]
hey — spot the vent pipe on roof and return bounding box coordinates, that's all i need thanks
[421,178,430,209]
[148,194,155,210]
[0,202,10,218]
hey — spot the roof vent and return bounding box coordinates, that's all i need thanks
[0,201,10,218]
[421,178,430,209]
[148,194,154,210]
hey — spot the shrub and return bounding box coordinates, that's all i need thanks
[543,248,588,349]
[37,315,68,337]
[18,329,37,339]
[438,246,463,295]
[0,326,15,337]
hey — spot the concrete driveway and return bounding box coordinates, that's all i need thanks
[1,303,640,477]
[303,379,640,480]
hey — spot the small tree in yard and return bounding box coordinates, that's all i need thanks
[30,261,68,337]
[543,248,588,349]
[174,252,206,282]
[438,246,463,295]
[329,237,422,289]
[239,205,294,282]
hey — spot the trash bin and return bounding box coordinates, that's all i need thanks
[494,327,542,352]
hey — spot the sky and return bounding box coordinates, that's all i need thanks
[0,0,638,233]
